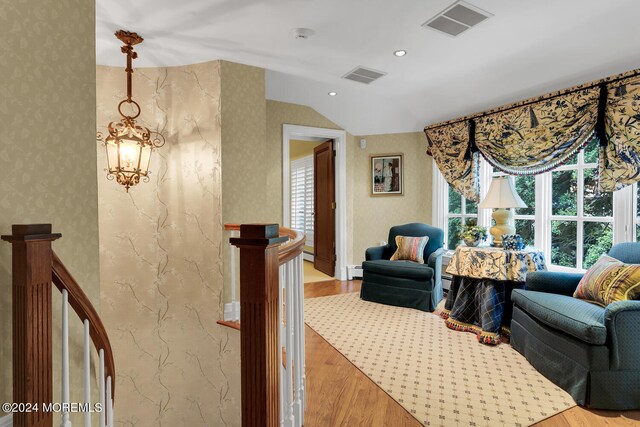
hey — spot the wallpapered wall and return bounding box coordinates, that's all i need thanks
[351,132,433,262]
[266,100,357,264]
[266,100,434,270]
[96,61,240,426]
[0,0,100,421]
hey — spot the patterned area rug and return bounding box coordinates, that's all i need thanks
[304,293,576,427]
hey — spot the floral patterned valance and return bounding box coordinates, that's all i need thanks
[426,121,479,201]
[599,75,640,192]
[474,87,599,175]
[424,68,640,199]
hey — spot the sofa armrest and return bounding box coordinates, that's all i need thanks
[366,245,389,261]
[427,247,444,286]
[605,300,640,370]
[525,271,583,296]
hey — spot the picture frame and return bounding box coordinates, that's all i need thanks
[370,154,403,196]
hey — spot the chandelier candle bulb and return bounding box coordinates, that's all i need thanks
[97,30,165,192]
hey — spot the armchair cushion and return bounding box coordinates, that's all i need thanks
[573,255,640,306]
[525,271,583,296]
[390,235,429,263]
[512,289,607,345]
[362,260,434,281]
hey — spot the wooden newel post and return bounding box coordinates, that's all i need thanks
[230,224,288,427]
[2,224,61,427]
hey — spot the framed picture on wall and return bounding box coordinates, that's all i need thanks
[371,154,403,196]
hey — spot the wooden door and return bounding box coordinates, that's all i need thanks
[313,139,335,277]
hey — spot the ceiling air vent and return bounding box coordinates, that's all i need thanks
[342,66,387,84]
[422,1,492,37]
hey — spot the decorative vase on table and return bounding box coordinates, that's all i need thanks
[463,237,481,247]
[502,234,526,250]
[458,219,488,248]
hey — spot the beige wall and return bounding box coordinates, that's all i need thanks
[267,101,434,268]
[97,62,240,426]
[266,100,357,264]
[351,132,433,263]
[290,139,322,161]
[221,61,274,223]
[0,0,100,421]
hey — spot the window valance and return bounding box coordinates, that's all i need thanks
[474,87,599,175]
[600,75,640,192]
[426,121,479,201]
[424,68,640,199]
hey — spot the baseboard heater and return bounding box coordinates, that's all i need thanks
[347,265,363,280]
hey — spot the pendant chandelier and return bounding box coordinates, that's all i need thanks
[98,30,165,192]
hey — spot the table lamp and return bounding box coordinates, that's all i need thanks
[478,176,527,247]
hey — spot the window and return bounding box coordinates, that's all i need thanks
[290,156,314,247]
[445,185,478,249]
[434,138,634,272]
[548,140,613,269]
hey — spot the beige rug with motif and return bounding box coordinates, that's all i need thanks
[304,293,576,426]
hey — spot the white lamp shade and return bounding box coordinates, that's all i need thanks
[478,176,527,209]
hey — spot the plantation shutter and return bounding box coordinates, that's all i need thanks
[291,156,314,247]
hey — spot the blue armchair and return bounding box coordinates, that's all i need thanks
[360,223,444,312]
[510,242,640,410]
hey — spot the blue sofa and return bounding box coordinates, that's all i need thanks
[510,242,640,410]
[360,223,444,312]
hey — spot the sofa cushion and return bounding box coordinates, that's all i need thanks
[573,255,640,306]
[362,260,434,281]
[512,289,607,345]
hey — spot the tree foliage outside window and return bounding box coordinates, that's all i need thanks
[446,186,477,249]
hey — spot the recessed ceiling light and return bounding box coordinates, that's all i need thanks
[394,50,407,57]
[328,91,337,96]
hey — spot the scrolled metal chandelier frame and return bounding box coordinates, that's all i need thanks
[97,30,165,192]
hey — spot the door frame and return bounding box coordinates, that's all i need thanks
[282,124,347,281]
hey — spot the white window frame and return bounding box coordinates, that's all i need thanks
[433,147,637,273]
[433,160,491,250]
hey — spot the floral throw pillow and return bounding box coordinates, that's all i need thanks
[390,236,429,264]
[573,255,640,306]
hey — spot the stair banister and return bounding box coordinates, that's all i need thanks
[2,224,116,427]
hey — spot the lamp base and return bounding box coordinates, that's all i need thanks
[490,208,515,247]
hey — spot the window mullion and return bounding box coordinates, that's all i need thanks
[535,173,549,256]
[576,165,584,270]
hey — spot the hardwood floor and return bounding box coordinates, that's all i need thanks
[303,279,640,427]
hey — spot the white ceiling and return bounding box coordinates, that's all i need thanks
[96,0,640,135]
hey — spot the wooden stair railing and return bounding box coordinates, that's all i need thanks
[2,224,115,427]
[226,223,306,427]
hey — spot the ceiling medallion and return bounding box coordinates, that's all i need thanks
[97,30,165,192]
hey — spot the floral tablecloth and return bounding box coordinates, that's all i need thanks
[441,246,547,345]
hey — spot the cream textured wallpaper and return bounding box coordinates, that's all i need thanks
[0,0,100,421]
[97,62,240,426]
[221,61,274,222]
[351,132,433,262]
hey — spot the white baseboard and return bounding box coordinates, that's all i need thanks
[223,301,240,321]
[0,414,12,427]
[302,252,314,262]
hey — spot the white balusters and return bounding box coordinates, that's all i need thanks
[225,229,241,321]
[275,252,306,427]
[106,376,113,427]
[83,320,91,427]
[292,254,305,423]
[99,350,106,427]
[61,290,72,427]
[286,260,296,427]
[279,263,286,427]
